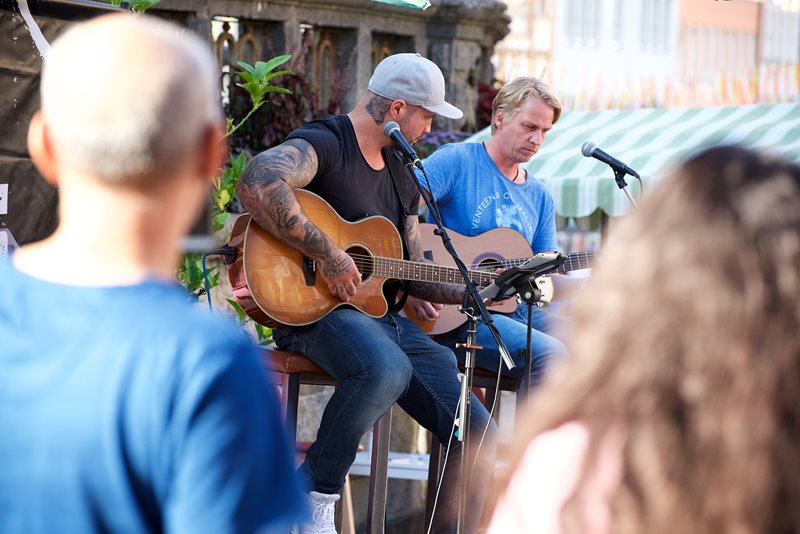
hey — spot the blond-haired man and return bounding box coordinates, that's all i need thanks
[408,77,568,386]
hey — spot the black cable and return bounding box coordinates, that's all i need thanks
[201,245,237,311]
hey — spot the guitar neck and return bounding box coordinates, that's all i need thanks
[498,250,600,274]
[358,255,496,287]
[555,251,599,273]
[352,250,599,287]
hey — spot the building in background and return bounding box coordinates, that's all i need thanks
[206,0,509,132]
[495,0,800,111]
[495,0,555,81]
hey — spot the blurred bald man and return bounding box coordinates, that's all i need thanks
[0,14,305,533]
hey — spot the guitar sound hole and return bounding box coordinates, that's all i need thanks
[346,246,373,281]
[476,258,503,272]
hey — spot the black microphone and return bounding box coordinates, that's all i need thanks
[581,141,640,178]
[383,121,423,170]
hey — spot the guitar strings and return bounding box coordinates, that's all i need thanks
[342,250,599,278]
[342,253,497,285]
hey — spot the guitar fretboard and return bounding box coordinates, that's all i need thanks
[556,251,599,273]
[352,250,599,287]
[351,255,495,287]
[500,250,599,274]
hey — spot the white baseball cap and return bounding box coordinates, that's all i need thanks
[368,53,463,120]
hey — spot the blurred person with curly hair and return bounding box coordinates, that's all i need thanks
[489,144,800,534]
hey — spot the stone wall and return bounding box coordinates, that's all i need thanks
[154,0,509,131]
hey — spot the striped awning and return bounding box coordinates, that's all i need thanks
[464,103,800,218]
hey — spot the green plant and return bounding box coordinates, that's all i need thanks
[225,56,292,139]
[225,30,355,153]
[227,299,273,346]
[177,254,217,297]
[107,0,160,14]
[178,57,292,346]
[211,151,247,233]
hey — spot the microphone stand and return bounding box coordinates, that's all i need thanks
[404,155,515,534]
[513,276,547,401]
[612,168,639,209]
[478,259,564,402]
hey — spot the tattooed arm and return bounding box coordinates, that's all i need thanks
[404,214,467,305]
[236,138,361,301]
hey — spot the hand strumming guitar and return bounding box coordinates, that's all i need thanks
[322,248,362,302]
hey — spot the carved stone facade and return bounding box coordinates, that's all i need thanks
[154,0,510,131]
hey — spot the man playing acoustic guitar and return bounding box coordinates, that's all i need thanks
[237,53,494,534]
[406,77,576,387]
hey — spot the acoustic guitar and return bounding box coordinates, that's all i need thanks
[227,189,545,328]
[402,224,599,335]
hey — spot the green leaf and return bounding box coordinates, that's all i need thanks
[178,254,206,295]
[236,71,257,84]
[255,324,273,346]
[236,80,261,95]
[217,189,231,209]
[130,0,160,13]
[236,61,258,77]
[226,299,249,324]
[232,152,247,176]
[261,69,293,83]
[255,55,292,77]
[210,212,228,232]
[262,86,293,95]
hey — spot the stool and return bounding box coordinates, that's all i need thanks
[423,365,521,529]
[262,347,392,534]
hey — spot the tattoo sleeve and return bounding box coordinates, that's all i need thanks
[404,214,467,304]
[236,138,336,261]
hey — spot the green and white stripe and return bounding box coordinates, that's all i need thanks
[464,104,800,217]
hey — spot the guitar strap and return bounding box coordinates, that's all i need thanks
[382,146,419,312]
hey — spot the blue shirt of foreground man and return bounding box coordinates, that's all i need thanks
[0,14,305,533]
[409,78,570,386]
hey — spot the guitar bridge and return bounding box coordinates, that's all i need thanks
[301,256,317,286]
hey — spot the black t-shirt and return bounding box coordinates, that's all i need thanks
[286,115,420,234]
[285,114,421,307]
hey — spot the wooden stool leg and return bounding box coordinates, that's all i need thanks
[285,374,301,445]
[366,407,392,534]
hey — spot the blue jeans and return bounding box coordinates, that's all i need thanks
[437,301,568,387]
[273,309,495,534]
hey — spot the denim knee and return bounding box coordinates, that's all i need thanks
[353,353,413,403]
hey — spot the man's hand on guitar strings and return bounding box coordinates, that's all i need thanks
[405,296,444,321]
[322,248,362,302]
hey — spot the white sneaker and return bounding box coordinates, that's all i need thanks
[299,491,340,534]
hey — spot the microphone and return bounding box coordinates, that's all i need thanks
[383,121,423,170]
[581,141,640,178]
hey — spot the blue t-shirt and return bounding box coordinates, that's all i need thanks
[418,142,558,253]
[0,258,306,533]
